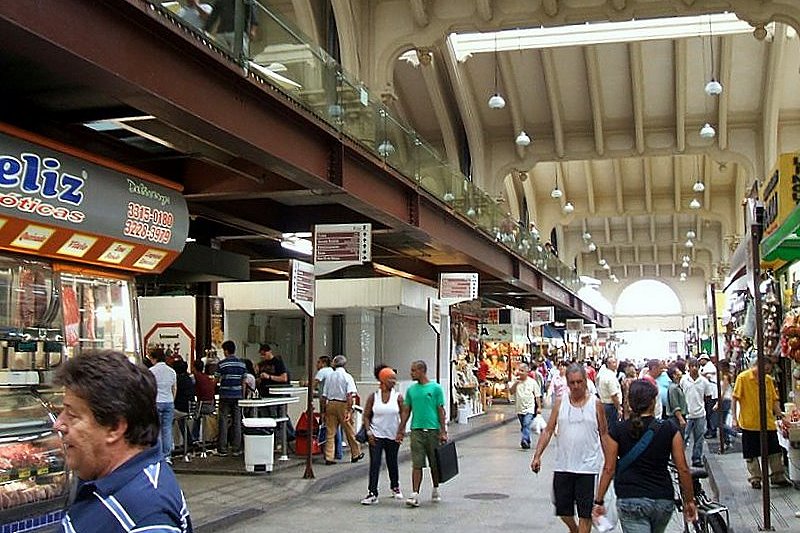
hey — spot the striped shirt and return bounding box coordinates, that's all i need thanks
[62,444,192,533]
[217,355,246,399]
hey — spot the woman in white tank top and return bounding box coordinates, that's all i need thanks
[360,365,404,505]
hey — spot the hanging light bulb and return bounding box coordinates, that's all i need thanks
[562,201,575,214]
[685,239,694,248]
[488,93,506,109]
[700,123,716,139]
[682,260,689,268]
[683,255,691,262]
[515,130,531,146]
[583,232,592,241]
[679,274,687,282]
[588,242,597,252]
[466,206,477,217]
[599,259,607,266]
[550,187,563,199]
[705,79,723,96]
[443,192,455,202]
[603,263,611,270]
[693,179,706,192]
[686,230,696,239]
[689,198,701,209]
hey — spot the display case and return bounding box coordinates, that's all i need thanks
[0,387,69,532]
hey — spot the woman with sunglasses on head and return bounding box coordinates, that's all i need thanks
[593,379,696,532]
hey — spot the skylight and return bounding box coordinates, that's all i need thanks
[448,13,753,61]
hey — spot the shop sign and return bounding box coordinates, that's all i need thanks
[0,127,188,273]
[582,323,596,337]
[289,259,315,317]
[479,323,512,342]
[761,153,800,236]
[565,319,583,332]
[439,272,479,303]
[428,298,442,334]
[314,223,371,276]
[531,306,554,325]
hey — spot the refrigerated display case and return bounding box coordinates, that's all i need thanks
[0,387,69,533]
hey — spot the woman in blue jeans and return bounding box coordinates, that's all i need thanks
[593,379,697,532]
[359,365,404,505]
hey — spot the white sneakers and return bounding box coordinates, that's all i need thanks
[391,488,404,500]
[360,493,378,505]
[403,489,441,507]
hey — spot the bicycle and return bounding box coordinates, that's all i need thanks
[669,458,730,533]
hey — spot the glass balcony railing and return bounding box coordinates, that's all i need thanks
[148,0,580,292]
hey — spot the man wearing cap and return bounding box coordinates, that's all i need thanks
[320,355,364,465]
[699,354,719,439]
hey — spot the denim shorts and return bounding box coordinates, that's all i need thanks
[616,497,674,533]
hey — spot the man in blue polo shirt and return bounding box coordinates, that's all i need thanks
[54,350,192,533]
[217,340,247,456]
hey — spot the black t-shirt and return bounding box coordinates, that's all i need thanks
[174,373,196,413]
[256,357,288,396]
[610,416,678,500]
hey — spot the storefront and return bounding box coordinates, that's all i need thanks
[479,307,531,401]
[0,123,189,532]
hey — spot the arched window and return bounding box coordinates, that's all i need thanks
[615,279,681,315]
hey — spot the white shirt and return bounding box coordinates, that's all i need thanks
[369,390,401,439]
[681,374,714,418]
[322,367,357,401]
[314,366,334,394]
[554,393,603,474]
[596,366,621,404]
[700,361,718,399]
[513,377,540,415]
[149,362,176,404]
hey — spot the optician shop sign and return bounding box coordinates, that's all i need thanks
[0,126,189,273]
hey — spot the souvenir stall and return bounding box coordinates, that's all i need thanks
[0,124,189,532]
[479,307,531,401]
[449,304,482,419]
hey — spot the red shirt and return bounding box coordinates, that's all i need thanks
[194,371,216,402]
[478,360,489,382]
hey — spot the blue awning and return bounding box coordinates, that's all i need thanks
[542,324,563,339]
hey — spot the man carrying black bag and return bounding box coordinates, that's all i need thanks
[396,360,447,508]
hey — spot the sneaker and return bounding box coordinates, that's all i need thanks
[231,450,243,457]
[391,488,404,500]
[360,493,378,505]
[405,493,420,508]
[520,441,531,449]
[431,488,441,503]
[771,477,792,488]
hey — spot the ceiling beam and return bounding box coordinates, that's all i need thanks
[499,54,526,160]
[604,217,611,244]
[643,158,653,213]
[443,38,488,182]
[718,36,733,150]
[417,48,460,168]
[409,0,429,27]
[650,215,656,242]
[629,42,645,154]
[673,156,683,212]
[674,40,687,152]
[613,159,624,214]
[584,45,605,156]
[584,160,596,214]
[703,155,713,211]
[475,0,493,21]
[762,23,788,178]
[541,49,566,158]
[672,214,679,244]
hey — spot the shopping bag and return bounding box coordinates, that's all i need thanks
[317,424,327,446]
[434,440,459,483]
[592,483,619,532]
[533,414,547,434]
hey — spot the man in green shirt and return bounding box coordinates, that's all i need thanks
[396,360,447,507]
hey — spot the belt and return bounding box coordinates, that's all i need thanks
[328,399,347,402]
[413,428,439,432]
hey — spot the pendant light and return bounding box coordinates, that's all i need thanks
[551,170,563,199]
[488,34,506,109]
[693,178,705,192]
[562,201,575,214]
[686,230,696,239]
[685,238,694,248]
[704,16,723,96]
[588,242,597,252]
[700,123,716,139]
[515,130,531,146]
[689,198,701,209]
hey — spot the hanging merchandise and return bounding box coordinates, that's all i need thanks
[781,309,800,362]
[761,272,782,356]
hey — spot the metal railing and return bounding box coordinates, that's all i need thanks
[146,0,581,291]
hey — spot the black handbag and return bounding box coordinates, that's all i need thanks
[355,424,368,443]
[434,440,459,483]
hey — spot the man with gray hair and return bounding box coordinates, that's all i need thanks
[321,355,364,465]
[509,362,540,449]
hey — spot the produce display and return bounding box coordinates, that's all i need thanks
[0,436,66,510]
[780,308,800,362]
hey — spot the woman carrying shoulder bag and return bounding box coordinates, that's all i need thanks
[360,365,404,505]
[593,379,697,532]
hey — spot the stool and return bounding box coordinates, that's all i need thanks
[190,400,215,459]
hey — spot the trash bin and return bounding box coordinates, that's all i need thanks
[243,417,276,472]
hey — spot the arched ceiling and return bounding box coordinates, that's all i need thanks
[268,0,800,290]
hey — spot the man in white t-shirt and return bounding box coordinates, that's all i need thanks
[509,363,541,449]
[596,357,622,428]
[681,357,715,467]
[699,354,719,438]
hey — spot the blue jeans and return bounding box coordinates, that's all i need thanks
[218,398,242,454]
[156,402,174,461]
[335,426,343,460]
[685,417,706,464]
[517,413,534,445]
[367,437,400,496]
[617,498,674,533]
[718,399,737,443]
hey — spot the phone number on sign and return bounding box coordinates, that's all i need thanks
[123,219,172,244]
[127,202,175,228]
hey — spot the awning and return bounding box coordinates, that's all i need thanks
[723,237,748,292]
[542,324,563,339]
[761,201,800,262]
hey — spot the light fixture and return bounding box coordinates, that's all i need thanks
[583,232,592,240]
[599,259,607,266]
[280,233,313,256]
[588,242,597,252]
[679,273,687,282]
[562,201,575,214]
[377,139,396,157]
[488,34,506,109]
[466,207,477,217]
[704,16,723,97]
[515,130,531,146]
[683,255,691,262]
[686,230,696,239]
[685,239,694,248]
[682,260,689,268]
[692,178,705,192]
[700,123,716,139]
[603,263,611,270]
[551,173,563,199]
[689,198,701,209]
[705,79,723,96]
[443,192,455,202]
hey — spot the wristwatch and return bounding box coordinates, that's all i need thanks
[593,499,604,506]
